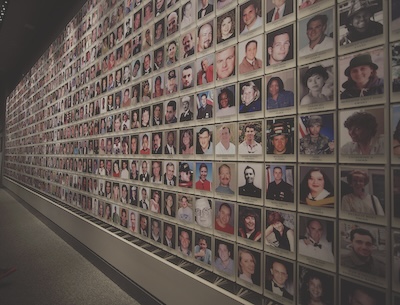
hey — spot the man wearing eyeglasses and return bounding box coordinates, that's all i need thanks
[195,198,212,228]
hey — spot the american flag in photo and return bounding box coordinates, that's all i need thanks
[299,116,308,139]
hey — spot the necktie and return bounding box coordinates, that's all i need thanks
[274,9,279,21]
[314,243,322,249]
[273,282,284,292]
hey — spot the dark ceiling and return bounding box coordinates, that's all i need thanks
[0,0,87,95]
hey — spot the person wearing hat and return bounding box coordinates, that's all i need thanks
[340,52,383,99]
[268,122,292,154]
[166,69,178,94]
[195,163,211,191]
[340,0,383,45]
[300,65,330,105]
[179,162,193,188]
[299,115,334,155]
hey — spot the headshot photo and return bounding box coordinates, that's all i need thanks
[163,222,176,249]
[340,223,386,278]
[181,64,195,90]
[194,197,213,228]
[132,34,142,56]
[238,121,262,155]
[132,61,142,82]
[198,0,214,18]
[237,247,261,286]
[165,68,179,94]
[266,69,295,110]
[266,0,293,23]
[178,227,192,256]
[181,0,195,29]
[163,161,177,186]
[339,48,384,100]
[164,100,178,124]
[195,162,212,191]
[266,118,295,155]
[298,10,334,58]
[339,107,385,156]
[216,85,236,117]
[298,216,335,263]
[150,218,161,242]
[340,168,385,216]
[164,130,177,154]
[266,24,294,66]
[338,0,383,46]
[154,20,165,44]
[299,166,335,208]
[139,214,149,237]
[340,279,385,305]
[265,256,294,300]
[194,234,212,265]
[299,266,334,305]
[214,201,235,233]
[265,210,295,252]
[217,9,236,44]
[164,192,176,217]
[196,55,214,86]
[181,30,196,59]
[237,206,262,242]
[154,47,164,70]
[177,195,194,223]
[239,0,263,35]
[179,96,194,122]
[214,239,234,276]
[155,0,166,16]
[265,165,294,203]
[152,75,164,99]
[299,61,335,106]
[196,126,213,155]
[238,36,263,74]
[215,124,236,155]
[196,91,214,119]
[152,103,163,126]
[178,161,194,188]
[197,22,214,53]
[238,163,263,198]
[239,79,262,113]
[166,41,179,66]
[167,10,179,36]
[215,45,236,80]
[179,129,195,155]
[299,114,335,155]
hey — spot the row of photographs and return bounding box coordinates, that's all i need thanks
[8,106,400,165]
[4,158,399,228]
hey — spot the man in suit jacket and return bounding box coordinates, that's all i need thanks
[266,0,293,23]
[198,0,213,19]
[139,161,150,182]
[164,131,177,154]
[265,260,293,300]
[163,224,175,248]
[163,162,177,186]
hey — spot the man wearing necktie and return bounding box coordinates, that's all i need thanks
[265,260,293,300]
[198,0,214,19]
[266,0,293,23]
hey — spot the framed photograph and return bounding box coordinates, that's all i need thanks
[237,120,263,160]
[391,0,400,41]
[237,245,262,293]
[197,0,215,20]
[163,161,177,186]
[196,21,214,55]
[149,217,162,242]
[214,123,237,157]
[238,34,264,77]
[154,19,165,44]
[177,226,193,258]
[266,0,295,30]
[155,0,166,17]
[216,9,237,46]
[163,130,178,155]
[214,200,236,238]
[181,29,197,60]
[179,95,195,123]
[165,40,179,67]
[339,166,387,225]
[151,159,163,184]
[194,197,213,231]
[213,238,235,279]
[265,68,296,117]
[139,213,149,237]
[215,83,237,121]
[266,116,296,162]
[196,54,214,87]
[178,161,194,189]
[392,43,400,102]
[164,99,178,124]
[179,128,195,155]
[153,46,165,71]
[339,220,387,287]
[193,232,213,269]
[180,62,196,91]
[298,214,335,271]
[163,191,176,218]
[237,163,263,204]
[215,45,237,82]
[340,277,387,305]
[195,125,214,158]
[152,102,163,126]
[163,222,176,250]
[166,9,180,37]
[181,0,196,30]
[239,0,264,38]
[238,78,263,118]
[194,162,213,194]
[265,164,295,209]
[196,89,214,120]
[165,68,179,95]
[177,193,194,223]
[128,209,139,233]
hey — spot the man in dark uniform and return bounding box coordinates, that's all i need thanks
[238,166,261,198]
[266,166,294,202]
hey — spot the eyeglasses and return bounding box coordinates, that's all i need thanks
[195,207,212,217]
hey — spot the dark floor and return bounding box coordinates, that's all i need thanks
[0,188,161,305]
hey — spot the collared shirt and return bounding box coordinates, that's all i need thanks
[298,36,334,57]
[238,141,262,154]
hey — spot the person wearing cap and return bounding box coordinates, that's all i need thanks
[268,122,292,155]
[180,97,194,122]
[195,163,211,191]
[238,123,262,154]
[166,70,178,94]
[179,162,193,188]
[339,0,383,45]
[340,53,383,99]
[299,115,334,155]
[298,14,333,57]
[300,65,330,105]
[238,166,262,198]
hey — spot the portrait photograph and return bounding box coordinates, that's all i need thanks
[178,95,194,123]
[215,84,237,121]
[339,106,386,163]
[237,246,262,292]
[196,90,214,120]
[392,43,400,101]
[194,197,213,231]
[152,132,163,155]
[197,0,215,19]
[237,120,263,158]
[132,33,142,56]
[130,108,140,129]
[195,125,214,157]
[177,194,194,223]
[338,46,385,106]
[140,106,151,128]
[265,164,295,207]
[193,232,213,268]
[166,9,180,37]
[266,23,295,72]
[298,165,336,217]
[239,0,263,36]
[196,21,214,55]
[179,128,195,155]
[164,99,178,124]
[339,166,386,225]
[298,59,335,112]
[194,162,213,193]
[154,19,165,44]
[216,9,236,45]
[298,112,335,162]
[214,123,237,157]
[265,68,296,116]
[265,210,295,258]
[340,278,386,305]
[130,185,138,205]
[177,226,193,257]
[215,45,236,81]
[298,265,335,305]
[139,186,151,210]
[152,102,163,126]
[165,68,179,95]
[180,62,196,90]
[266,0,294,29]
[298,8,335,64]
[163,222,176,250]
[339,221,387,285]
[181,0,196,30]
[213,238,235,279]
[178,161,194,189]
[164,130,178,155]
[338,0,384,53]
[394,168,400,225]
[152,74,165,99]
[131,58,142,80]
[214,201,235,236]
[264,255,295,303]
[196,54,214,86]
[165,40,179,67]
[180,29,196,60]
[298,215,335,268]
[163,191,176,217]
[237,162,263,202]
[149,217,162,243]
[154,46,165,71]
[238,35,264,76]
[266,116,296,161]
[238,78,263,116]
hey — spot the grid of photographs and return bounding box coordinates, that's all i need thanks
[3,0,400,303]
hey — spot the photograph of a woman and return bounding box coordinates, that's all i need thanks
[300,65,332,105]
[238,248,260,285]
[217,9,235,43]
[180,129,194,155]
[265,211,295,252]
[299,267,334,305]
[266,76,294,109]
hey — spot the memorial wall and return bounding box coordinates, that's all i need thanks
[3,0,400,303]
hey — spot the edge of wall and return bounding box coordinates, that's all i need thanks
[3,177,251,305]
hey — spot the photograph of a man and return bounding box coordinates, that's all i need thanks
[181,65,194,89]
[266,24,293,66]
[214,241,234,275]
[238,165,262,198]
[267,121,293,155]
[216,46,236,80]
[178,228,192,256]
[239,39,263,74]
[265,258,293,300]
[197,22,213,53]
[214,202,234,233]
[238,123,262,154]
[266,166,294,202]
[240,0,263,34]
[266,0,293,23]
[196,127,213,154]
[182,32,195,58]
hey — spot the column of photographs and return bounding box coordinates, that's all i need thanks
[3,0,400,303]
